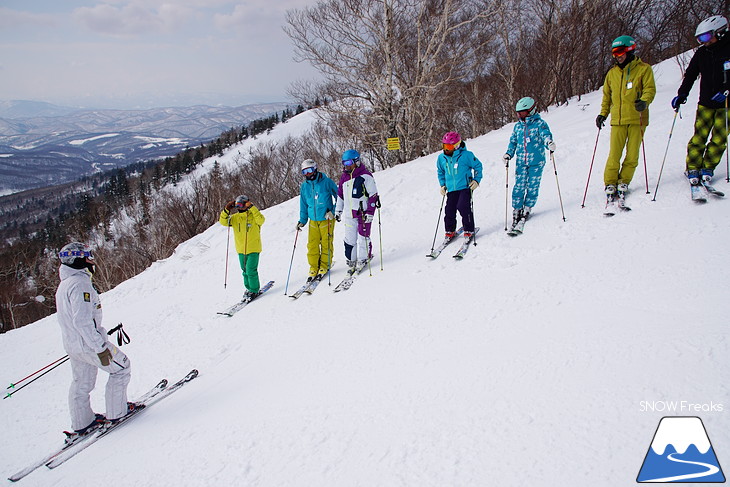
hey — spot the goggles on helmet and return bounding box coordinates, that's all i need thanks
[235,201,248,209]
[442,143,459,151]
[611,46,631,57]
[697,31,714,44]
[342,159,357,166]
[301,166,316,175]
[59,249,94,261]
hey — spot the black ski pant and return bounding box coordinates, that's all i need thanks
[444,188,475,233]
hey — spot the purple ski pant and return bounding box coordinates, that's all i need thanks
[444,188,475,233]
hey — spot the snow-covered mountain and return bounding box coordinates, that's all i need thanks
[0,101,289,194]
[1,53,728,487]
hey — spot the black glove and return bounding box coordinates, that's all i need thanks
[595,115,606,129]
[634,99,647,112]
[671,94,687,111]
[224,201,235,211]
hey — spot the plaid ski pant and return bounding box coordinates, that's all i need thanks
[686,105,729,172]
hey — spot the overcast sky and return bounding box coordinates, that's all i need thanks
[0,0,320,109]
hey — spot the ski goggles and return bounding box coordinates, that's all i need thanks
[516,110,531,119]
[59,249,94,261]
[234,200,249,209]
[697,31,714,44]
[442,142,459,151]
[301,166,316,175]
[342,158,358,166]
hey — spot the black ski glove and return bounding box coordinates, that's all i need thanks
[634,99,647,112]
[595,115,606,129]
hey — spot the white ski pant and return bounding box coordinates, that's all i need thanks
[68,345,131,430]
[342,215,371,262]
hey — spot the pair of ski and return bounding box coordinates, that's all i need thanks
[604,195,631,217]
[427,227,479,260]
[333,259,373,292]
[692,181,725,203]
[8,369,199,482]
[217,280,275,317]
[507,219,527,237]
[289,274,325,299]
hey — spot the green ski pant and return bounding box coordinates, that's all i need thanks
[686,105,728,173]
[238,253,260,293]
[604,124,644,187]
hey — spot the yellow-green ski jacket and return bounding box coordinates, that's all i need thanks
[600,57,656,126]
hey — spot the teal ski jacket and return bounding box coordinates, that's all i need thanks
[299,171,338,224]
[436,144,483,192]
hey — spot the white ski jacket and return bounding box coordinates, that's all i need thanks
[55,265,107,355]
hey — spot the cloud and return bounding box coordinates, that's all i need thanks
[213,0,311,32]
[72,2,195,37]
[0,8,56,30]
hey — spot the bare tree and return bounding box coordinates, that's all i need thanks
[285,0,496,165]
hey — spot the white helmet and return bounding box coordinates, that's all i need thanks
[695,15,728,40]
[301,159,317,171]
[59,242,94,266]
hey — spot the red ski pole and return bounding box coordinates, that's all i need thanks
[581,127,602,208]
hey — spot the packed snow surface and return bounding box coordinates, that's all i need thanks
[1,54,728,486]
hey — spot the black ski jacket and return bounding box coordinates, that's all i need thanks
[678,35,730,109]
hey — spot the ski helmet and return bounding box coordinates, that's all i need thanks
[59,242,94,267]
[442,131,461,145]
[695,15,728,43]
[515,97,537,116]
[342,149,360,165]
[611,35,636,56]
[301,159,317,172]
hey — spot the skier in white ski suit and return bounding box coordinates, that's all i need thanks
[55,242,131,432]
[335,149,379,271]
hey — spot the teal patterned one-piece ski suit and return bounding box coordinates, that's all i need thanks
[505,113,554,210]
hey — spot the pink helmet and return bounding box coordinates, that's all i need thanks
[442,131,461,145]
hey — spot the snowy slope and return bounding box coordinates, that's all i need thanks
[2,53,729,487]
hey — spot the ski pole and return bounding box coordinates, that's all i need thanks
[504,160,510,231]
[581,127,602,208]
[284,228,300,295]
[377,204,383,271]
[639,110,650,194]
[470,187,477,247]
[722,91,730,183]
[652,109,680,201]
[223,223,231,289]
[550,151,567,222]
[6,355,68,390]
[429,193,446,254]
[4,356,70,399]
[327,217,332,286]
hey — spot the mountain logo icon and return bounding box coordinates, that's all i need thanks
[637,416,725,483]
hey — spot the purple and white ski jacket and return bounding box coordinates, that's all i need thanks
[336,164,379,219]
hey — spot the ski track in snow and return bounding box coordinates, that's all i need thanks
[1,53,729,486]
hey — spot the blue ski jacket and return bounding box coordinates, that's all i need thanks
[505,113,554,168]
[436,143,483,192]
[299,171,338,224]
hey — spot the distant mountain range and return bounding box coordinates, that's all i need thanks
[0,100,289,195]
